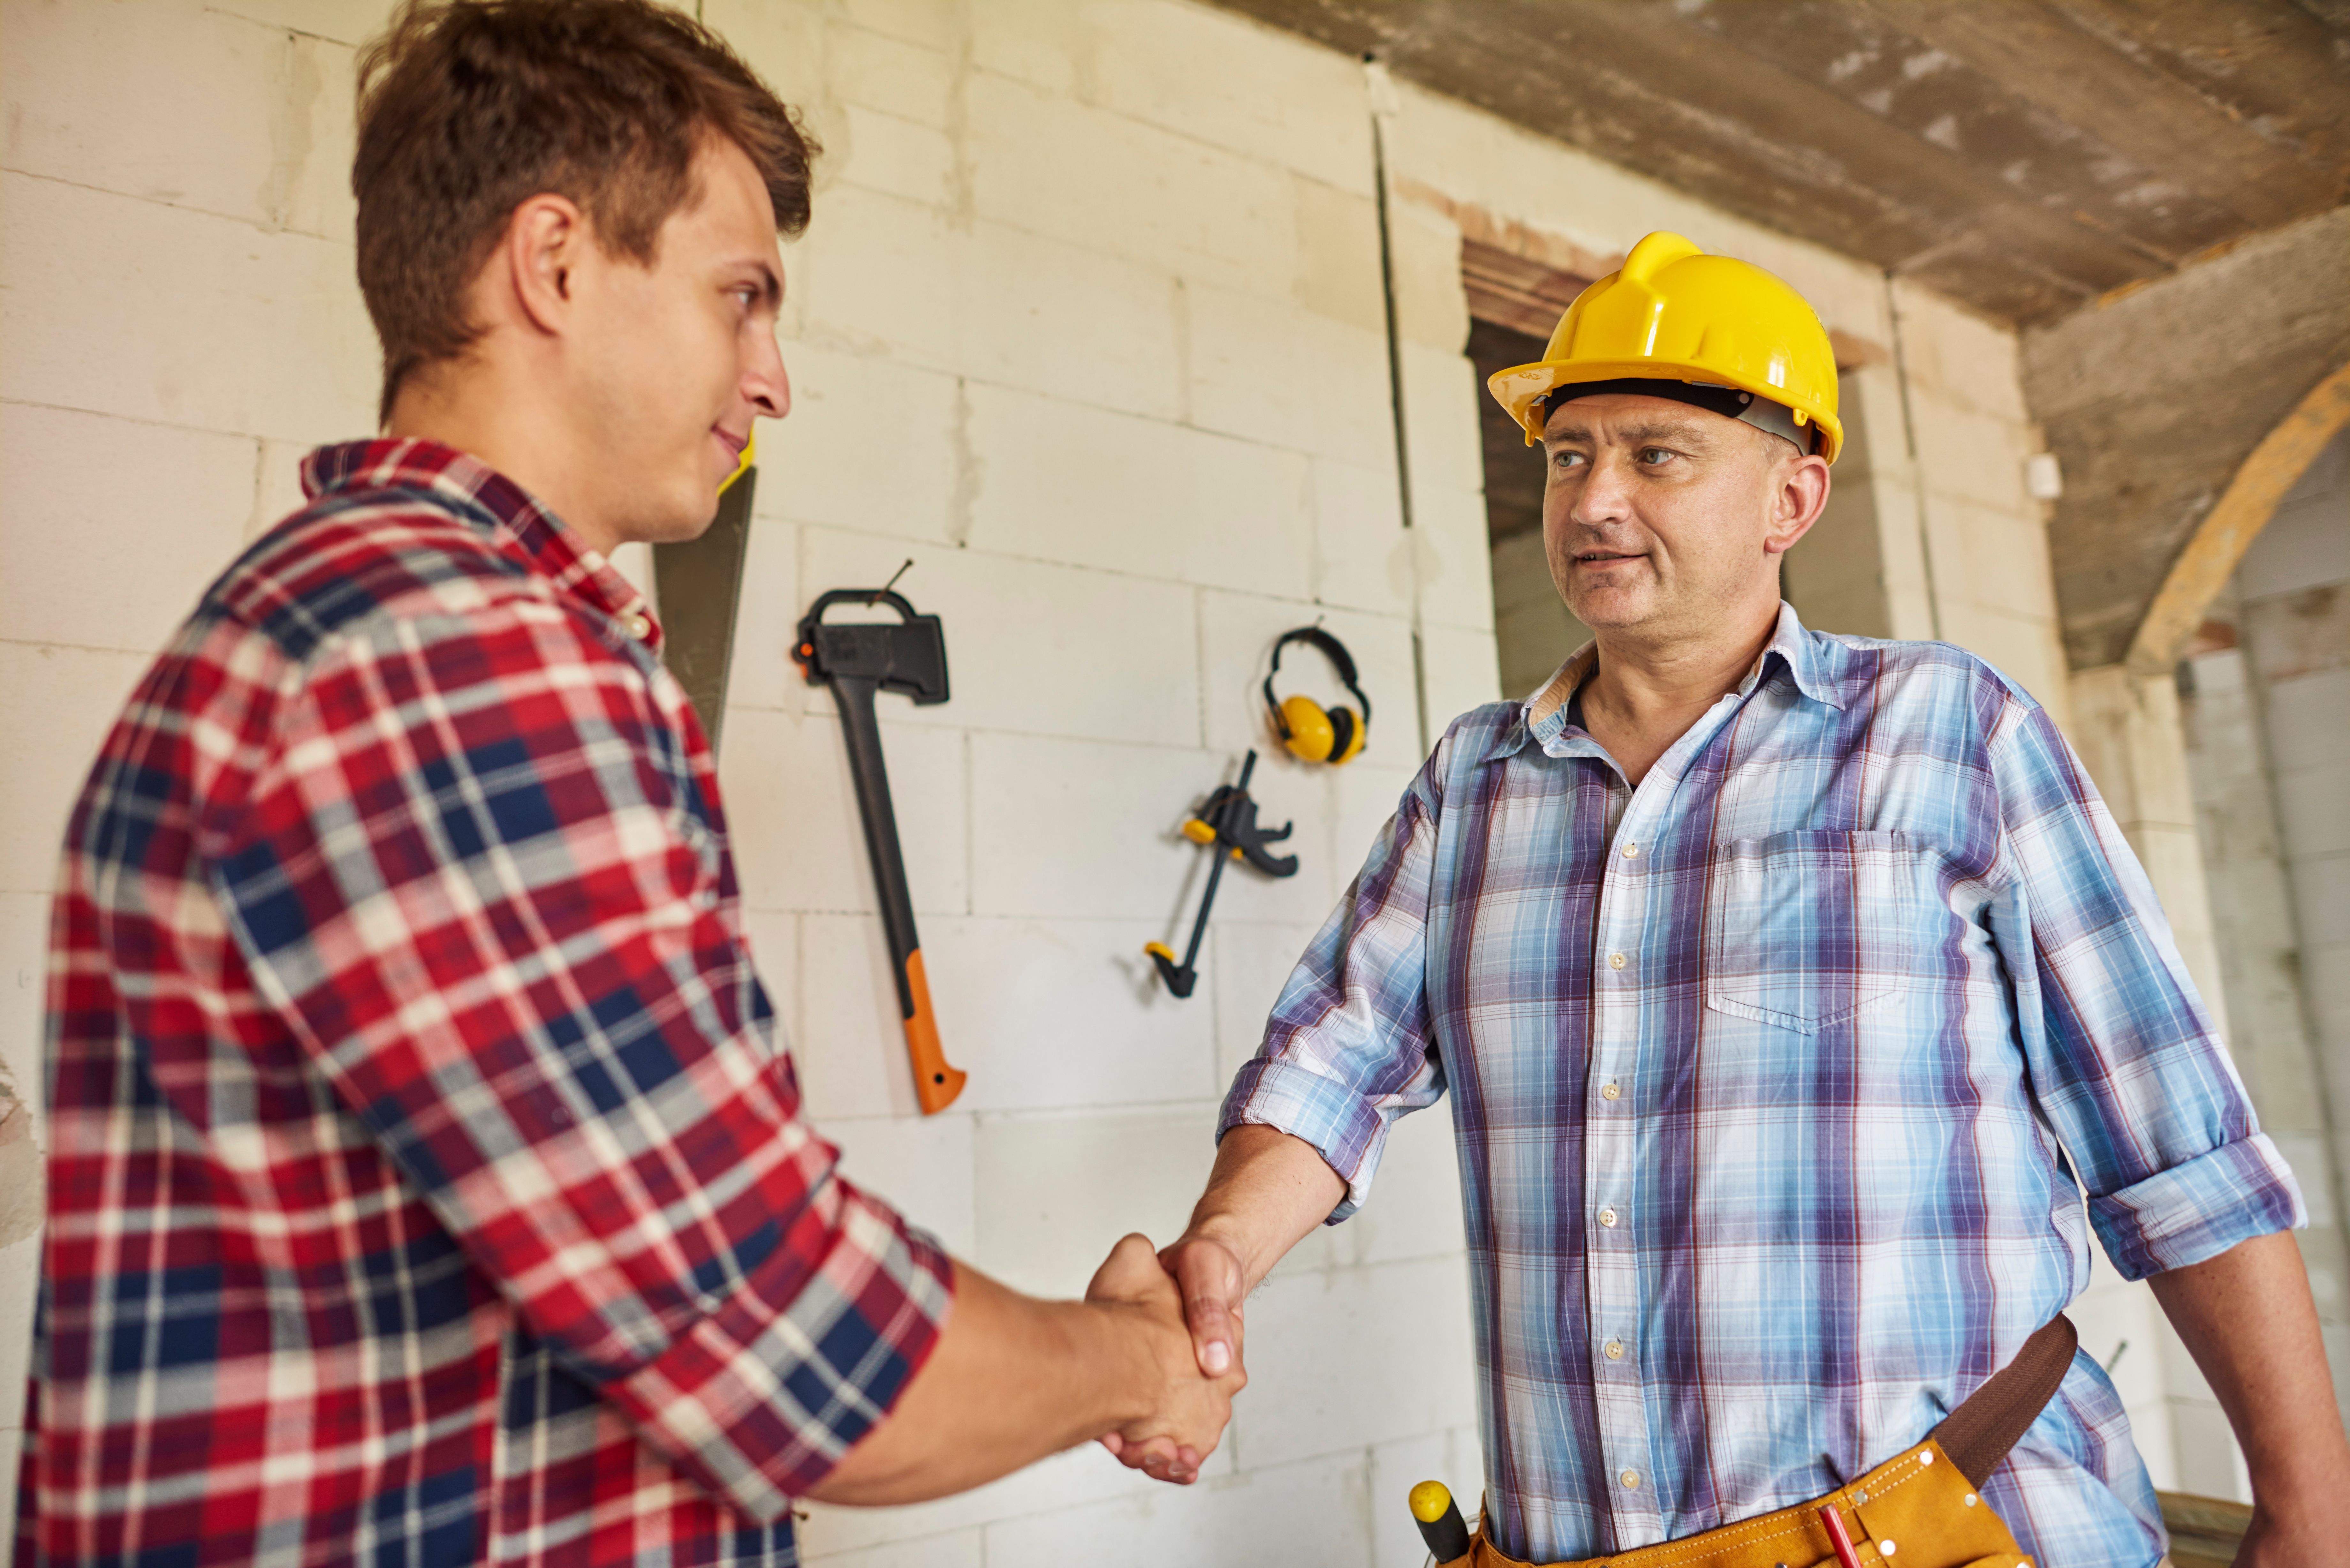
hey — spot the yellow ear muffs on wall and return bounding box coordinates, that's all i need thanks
[1263,628,1372,766]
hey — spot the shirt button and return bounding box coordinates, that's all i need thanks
[625,612,654,640]
[1621,841,1640,858]
[1608,952,1627,970]
[1598,1206,1618,1228]
[1601,1081,1621,1101]
[1604,1339,1625,1360]
[1619,1469,1641,1490]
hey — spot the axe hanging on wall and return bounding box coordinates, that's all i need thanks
[794,583,968,1116]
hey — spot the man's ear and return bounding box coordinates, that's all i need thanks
[1762,452,1832,558]
[499,193,588,338]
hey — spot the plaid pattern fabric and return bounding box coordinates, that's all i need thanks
[26,440,952,1566]
[1223,604,2302,1568]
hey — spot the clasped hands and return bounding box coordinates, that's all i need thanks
[1084,1230,1249,1486]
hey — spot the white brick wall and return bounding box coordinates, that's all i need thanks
[0,0,2147,1557]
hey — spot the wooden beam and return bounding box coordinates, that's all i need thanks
[2126,359,2350,677]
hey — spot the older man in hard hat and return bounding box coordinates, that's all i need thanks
[1141,233,2350,1566]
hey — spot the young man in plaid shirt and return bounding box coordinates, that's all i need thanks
[22,4,1235,1563]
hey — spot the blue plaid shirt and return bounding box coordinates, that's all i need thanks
[1221,604,2301,1566]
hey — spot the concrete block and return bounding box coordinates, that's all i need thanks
[1398,341,1486,498]
[965,0,1079,95]
[1311,457,1412,619]
[2,1,290,229]
[2288,862,2350,955]
[1413,483,1501,636]
[250,439,314,539]
[1198,592,1419,775]
[794,527,1202,748]
[794,1431,1203,1558]
[756,341,961,547]
[0,893,49,1119]
[1912,403,2034,514]
[715,706,967,916]
[791,913,919,1122]
[1936,499,2058,626]
[1937,600,2067,718]
[796,911,1218,1120]
[734,904,800,1023]
[964,72,1298,296]
[1076,0,1376,196]
[2168,1397,2251,1502]
[2240,486,2350,601]
[1184,280,1392,467]
[928,915,1219,1114]
[1343,1104,1468,1268]
[1208,918,1326,1088]
[983,1450,1372,1566]
[1387,200,1467,353]
[1418,623,1504,736]
[1293,177,1387,335]
[1888,286,2028,423]
[831,104,954,209]
[831,0,959,54]
[0,642,154,895]
[2261,670,2350,772]
[206,0,396,47]
[1371,1426,1485,1568]
[0,174,377,442]
[789,189,1184,423]
[830,25,953,130]
[698,0,829,107]
[2276,765,2350,861]
[0,404,254,655]
[799,1528,981,1568]
[972,1104,1219,1297]
[0,1232,38,1429]
[971,734,1335,927]
[1236,1254,1477,1470]
[963,383,1314,599]
[815,1111,977,1262]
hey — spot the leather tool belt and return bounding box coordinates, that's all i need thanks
[1444,1315,2078,1568]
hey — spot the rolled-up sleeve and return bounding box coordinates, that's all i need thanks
[1986,698,2304,1280]
[209,596,951,1520]
[1219,734,1453,1220]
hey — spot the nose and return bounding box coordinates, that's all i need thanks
[1569,448,1638,530]
[743,328,789,420]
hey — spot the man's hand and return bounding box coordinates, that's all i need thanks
[1084,1234,1245,1486]
[1160,1230,1247,1378]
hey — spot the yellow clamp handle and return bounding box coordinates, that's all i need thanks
[1181,818,1217,845]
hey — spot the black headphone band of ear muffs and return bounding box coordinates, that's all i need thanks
[1261,626,1374,764]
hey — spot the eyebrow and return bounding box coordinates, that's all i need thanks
[1543,415,1721,447]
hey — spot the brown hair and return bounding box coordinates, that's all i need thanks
[354,0,816,423]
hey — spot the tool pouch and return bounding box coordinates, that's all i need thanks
[1444,1316,2075,1568]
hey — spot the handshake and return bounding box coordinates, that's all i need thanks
[1084,1227,1252,1487]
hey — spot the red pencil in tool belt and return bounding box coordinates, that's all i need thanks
[1817,1502,1864,1568]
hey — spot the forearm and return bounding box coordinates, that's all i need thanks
[2149,1230,2350,1507]
[1181,1123,1347,1291]
[807,1260,1150,1505]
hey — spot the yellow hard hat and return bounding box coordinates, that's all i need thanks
[1487,231,1843,464]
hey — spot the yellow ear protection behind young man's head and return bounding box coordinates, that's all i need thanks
[1262,627,1372,765]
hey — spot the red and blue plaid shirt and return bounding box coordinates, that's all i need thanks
[24,440,952,1566]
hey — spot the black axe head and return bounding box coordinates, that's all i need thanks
[794,588,950,705]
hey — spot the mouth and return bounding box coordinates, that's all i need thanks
[711,426,749,464]
[1572,549,1647,568]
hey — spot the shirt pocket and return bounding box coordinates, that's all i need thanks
[1705,828,1914,1035]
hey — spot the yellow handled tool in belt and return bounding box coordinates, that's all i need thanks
[1406,1315,2074,1568]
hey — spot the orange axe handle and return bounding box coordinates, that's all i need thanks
[901,949,966,1115]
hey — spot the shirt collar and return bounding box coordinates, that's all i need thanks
[1485,600,1846,764]
[301,439,659,649]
